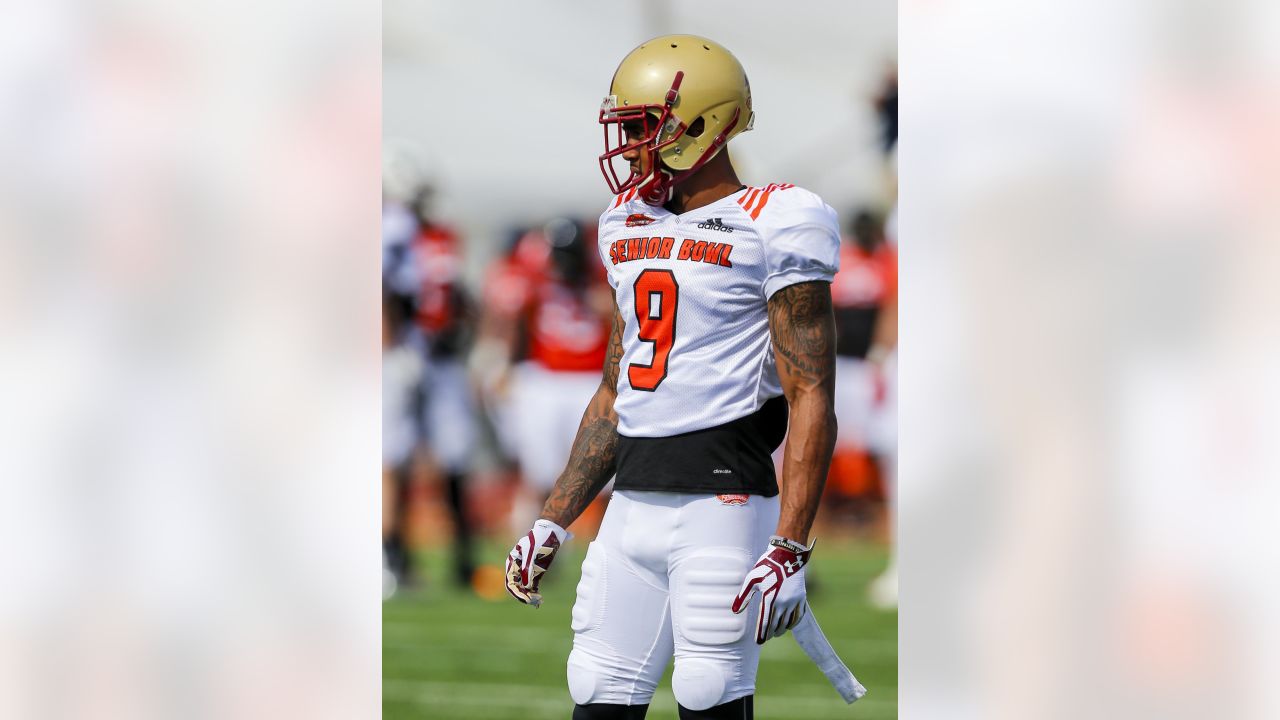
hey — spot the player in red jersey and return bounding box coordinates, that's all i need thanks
[831,209,898,608]
[475,219,614,531]
[471,227,551,476]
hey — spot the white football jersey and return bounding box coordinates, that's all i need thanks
[598,183,840,438]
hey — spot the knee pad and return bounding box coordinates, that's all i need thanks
[676,695,752,719]
[567,648,601,706]
[671,658,730,711]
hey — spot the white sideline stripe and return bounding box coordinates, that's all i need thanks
[383,678,897,715]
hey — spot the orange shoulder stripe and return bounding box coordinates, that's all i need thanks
[749,183,778,220]
[743,182,796,220]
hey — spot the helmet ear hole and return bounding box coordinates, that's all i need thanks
[686,116,706,138]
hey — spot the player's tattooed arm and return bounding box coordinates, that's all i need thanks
[601,299,624,391]
[768,280,838,543]
[539,302,624,528]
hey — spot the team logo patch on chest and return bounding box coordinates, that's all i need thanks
[625,213,657,227]
[717,493,749,506]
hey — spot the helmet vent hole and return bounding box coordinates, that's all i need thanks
[703,44,710,50]
[670,43,678,48]
[687,117,706,138]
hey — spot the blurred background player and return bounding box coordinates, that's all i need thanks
[381,154,424,594]
[382,290,423,596]
[830,210,898,609]
[381,170,480,593]
[470,226,550,505]
[866,65,899,610]
[405,185,478,589]
[475,218,614,534]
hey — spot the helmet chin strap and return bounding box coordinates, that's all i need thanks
[638,168,674,207]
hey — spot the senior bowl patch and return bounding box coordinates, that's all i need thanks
[717,493,749,506]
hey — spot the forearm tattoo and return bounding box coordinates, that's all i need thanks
[602,305,624,391]
[540,307,624,528]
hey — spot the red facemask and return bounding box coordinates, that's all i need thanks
[598,72,686,206]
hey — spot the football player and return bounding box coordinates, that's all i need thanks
[471,227,549,486]
[406,186,478,589]
[506,36,841,719]
[382,290,422,595]
[830,209,898,608]
[472,219,615,534]
[513,219,615,529]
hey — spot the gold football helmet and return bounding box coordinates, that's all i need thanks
[599,35,754,205]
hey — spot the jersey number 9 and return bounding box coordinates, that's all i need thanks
[628,269,679,392]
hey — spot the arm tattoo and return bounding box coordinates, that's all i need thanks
[768,280,838,542]
[540,305,624,528]
[602,305,624,391]
[768,281,836,395]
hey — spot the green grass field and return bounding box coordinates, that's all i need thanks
[384,539,897,719]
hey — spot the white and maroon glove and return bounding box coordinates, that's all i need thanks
[732,535,815,644]
[505,519,571,607]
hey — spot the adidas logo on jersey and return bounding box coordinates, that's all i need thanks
[695,217,735,233]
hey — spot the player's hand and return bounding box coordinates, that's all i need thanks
[505,518,572,607]
[732,536,815,644]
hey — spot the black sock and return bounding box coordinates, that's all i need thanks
[444,472,475,585]
[573,703,650,720]
[678,695,753,719]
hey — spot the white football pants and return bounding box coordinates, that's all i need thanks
[512,362,603,491]
[567,490,779,710]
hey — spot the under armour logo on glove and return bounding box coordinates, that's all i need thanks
[505,519,572,608]
[732,535,815,644]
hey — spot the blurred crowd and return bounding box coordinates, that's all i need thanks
[382,72,899,604]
